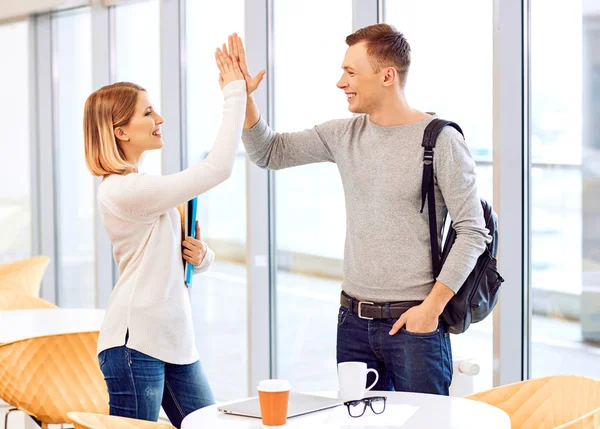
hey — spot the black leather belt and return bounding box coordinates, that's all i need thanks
[340,291,422,320]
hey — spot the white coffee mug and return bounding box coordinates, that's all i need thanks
[337,361,379,401]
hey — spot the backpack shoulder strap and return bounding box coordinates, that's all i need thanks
[420,118,464,278]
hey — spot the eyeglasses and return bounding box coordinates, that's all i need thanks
[344,396,387,418]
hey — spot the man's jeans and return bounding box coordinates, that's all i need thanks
[98,346,215,429]
[336,305,453,395]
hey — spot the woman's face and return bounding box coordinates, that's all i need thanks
[114,91,164,153]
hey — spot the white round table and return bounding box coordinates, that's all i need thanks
[181,391,510,428]
[0,308,105,343]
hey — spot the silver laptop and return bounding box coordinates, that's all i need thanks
[217,392,343,419]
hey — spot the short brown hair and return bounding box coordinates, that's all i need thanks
[83,82,145,176]
[346,24,411,86]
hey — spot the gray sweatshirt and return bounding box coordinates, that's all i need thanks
[242,114,492,302]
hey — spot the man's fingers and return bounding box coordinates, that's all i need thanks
[231,33,240,60]
[236,36,250,76]
[253,70,266,87]
[389,314,407,336]
[228,34,235,59]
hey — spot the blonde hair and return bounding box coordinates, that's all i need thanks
[84,82,146,176]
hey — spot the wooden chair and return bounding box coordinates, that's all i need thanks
[0,256,50,297]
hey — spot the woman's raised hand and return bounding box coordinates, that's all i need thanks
[215,44,244,90]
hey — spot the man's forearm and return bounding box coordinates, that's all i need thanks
[244,95,261,129]
[422,281,455,316]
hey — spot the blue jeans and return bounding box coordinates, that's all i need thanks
[98,346,215,429]
[336,305,453,395]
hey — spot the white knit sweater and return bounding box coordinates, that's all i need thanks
[96,80,247,364]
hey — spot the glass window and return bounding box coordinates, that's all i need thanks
[530,0,600,379]
[273,0,352,392]
[385,0,494,392]
[0,21,32,264]
[54,9,95,307]
[114,0,162,175]
[185,0,246,401]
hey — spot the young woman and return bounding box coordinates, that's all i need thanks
[83,44,246,428]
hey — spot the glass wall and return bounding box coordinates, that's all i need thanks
[185,0,247,401]
[273,0,352,392]
[53,9,95,307]
[114,0,162,175]
[530,0,600,379]
[385,0,494,392]
[20,0,600,402]
[0,21,32,265]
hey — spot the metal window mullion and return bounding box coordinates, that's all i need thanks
[29,16,41,268]
[160,0,185,175]
[492,0,529,386]
[246,0,274,396]
[91,2,114,309]
[32,13,58,304]
[352,0,379,31]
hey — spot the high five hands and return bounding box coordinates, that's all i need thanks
[215,33,266,94]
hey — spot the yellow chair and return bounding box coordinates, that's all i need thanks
[467,375,600,429]
[68,412,176,429]
[0,256,50,297]
[0,290,57,310]
[0,331,108,428]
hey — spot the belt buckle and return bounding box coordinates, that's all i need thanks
[358,301,374,320]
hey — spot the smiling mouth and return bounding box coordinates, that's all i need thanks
[346,93,356,100]
[152,129,162,138]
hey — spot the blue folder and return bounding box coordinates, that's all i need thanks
[185,197,198,287]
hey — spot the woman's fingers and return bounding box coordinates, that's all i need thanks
[215,49,225,73]
[221,49,234,73]
[182,252,199,266]
[230,57,243,78]
[182,239,200,250]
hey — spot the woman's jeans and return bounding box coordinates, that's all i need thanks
[98,345,215,429]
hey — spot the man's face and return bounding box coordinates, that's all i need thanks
[337,42,384,114]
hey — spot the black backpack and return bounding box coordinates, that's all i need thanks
[420,119,504,334]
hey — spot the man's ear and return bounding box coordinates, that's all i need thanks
[381,67,397,87]
[114,127,129,142]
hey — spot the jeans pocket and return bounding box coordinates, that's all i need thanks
[337,306,349,327]
[400,327,439,337]
[98,350,107,370]
[400,319,442,337]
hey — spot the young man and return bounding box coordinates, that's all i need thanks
[230,24,491,395]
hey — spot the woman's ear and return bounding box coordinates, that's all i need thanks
[114,127,130,142]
